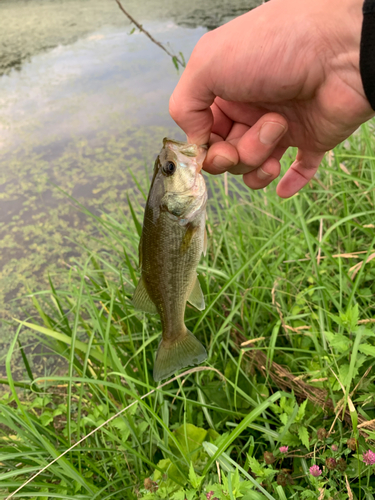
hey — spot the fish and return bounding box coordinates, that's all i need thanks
[132,137,208,381]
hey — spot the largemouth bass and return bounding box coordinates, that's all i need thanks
[132,138,208,381]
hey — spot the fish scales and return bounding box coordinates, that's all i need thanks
[132,138,208,381]
[143,211,204,336]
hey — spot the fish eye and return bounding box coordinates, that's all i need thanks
[162,161,176,176]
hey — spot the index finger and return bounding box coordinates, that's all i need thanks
[169,35,216,145]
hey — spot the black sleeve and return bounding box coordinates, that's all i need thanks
[360,0,375,110]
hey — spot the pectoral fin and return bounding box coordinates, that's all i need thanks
[188,276,205,311]
[180,223,198,254]
[132,278,158,314]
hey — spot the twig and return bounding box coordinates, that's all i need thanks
[349,252,375,280]
[327,150,334,167]
[358,418,375,429]
[216,461,222,484]
[283,250,372,264]
[345,474,354,500]
[114,0,185,68]
[240,337,266,347]
[232,330,375,436]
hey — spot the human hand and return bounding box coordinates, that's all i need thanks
[169,0,375,198]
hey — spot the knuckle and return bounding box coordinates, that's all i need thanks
[193,31,213,56]
[237,144,262,168]
[188,31,215,70]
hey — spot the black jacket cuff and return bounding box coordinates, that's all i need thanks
[360,0,375,110]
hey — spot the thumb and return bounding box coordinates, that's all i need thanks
[169,36,216,145]
[276,149,325,198]
[169,93,213,145]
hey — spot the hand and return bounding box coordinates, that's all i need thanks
[169,0,374,198]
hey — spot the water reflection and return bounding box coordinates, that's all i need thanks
[0,0,260,76]
[0,22,205,150]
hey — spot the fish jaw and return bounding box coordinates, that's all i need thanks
[156,138,208,218]
[163,138,207,174]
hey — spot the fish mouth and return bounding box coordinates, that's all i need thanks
[163,138,207,173]
[163,137,207,149]
[163,137,187,148]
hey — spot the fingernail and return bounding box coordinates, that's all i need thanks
[257,167,272,180]
[212,155,234,169]
[259,122,285,145]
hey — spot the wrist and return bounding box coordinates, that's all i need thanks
[319,0,374,120]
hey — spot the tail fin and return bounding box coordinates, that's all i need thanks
[153,329,207,382]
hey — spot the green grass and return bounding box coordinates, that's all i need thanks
[1,122,375,500]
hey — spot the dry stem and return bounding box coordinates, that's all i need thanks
[233,330,375,436]
[114,0,185,67]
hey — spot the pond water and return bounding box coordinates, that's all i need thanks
[0,0,261,377]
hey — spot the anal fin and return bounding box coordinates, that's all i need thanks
[188,275,205,311]
[132,277,158,314]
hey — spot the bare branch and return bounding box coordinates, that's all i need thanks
[114,0,185,68]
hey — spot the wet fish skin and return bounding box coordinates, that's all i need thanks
[132,138,208,381]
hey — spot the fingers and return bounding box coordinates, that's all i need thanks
[236,118,287,171]
[204,112,288,177]
[276,149,325,198]
[243,156,282,190]
[204,141,239,174]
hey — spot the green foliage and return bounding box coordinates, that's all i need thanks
[246,456,276,481]
[301,491,317,499]
[188,462,204,490]
[2,122,375,498]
